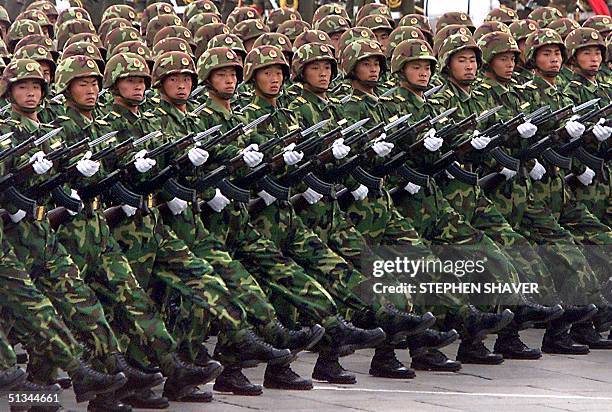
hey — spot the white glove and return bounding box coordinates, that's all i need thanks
[188,146,209,167]
[529,160,546,180]
[121,204,138,217]
[424,128,443,152]
[9,209,26,223]
[241,143,264,168]
[257,189,276,206]
[593,118,611,142]
[577,167,596,186]
[167,197,189,215]
[282,143,304,166]
[67,189,82,216]
[565,118,586,139]
[517,121,537,139]
[30,151,53,175]
[404,182,421,194]
[301,187,323,205]
[371,140,394,158]
[470,131,491,150]
[351,184,368,200]
[332,138,350,160]
[134,149,156,173]
[76,151,100,177]
[500,167,517,180]
[207,188,231,212]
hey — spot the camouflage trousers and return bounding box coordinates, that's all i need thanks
[0,328,15,369]
[571,167,611,228]
[55,210,178,374]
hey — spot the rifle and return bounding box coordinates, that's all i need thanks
[0,127,62,163]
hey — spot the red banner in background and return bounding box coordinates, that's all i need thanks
[587,0,610,16]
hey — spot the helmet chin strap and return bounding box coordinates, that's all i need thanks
[356,78,378,89]
[208,84,234,101]
[254,83,280,99]
[65,92,96,112]
[113,87,146,107]
[577,63,598,79]
[303,81,328,94]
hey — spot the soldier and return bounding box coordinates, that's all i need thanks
[508,19,540,83]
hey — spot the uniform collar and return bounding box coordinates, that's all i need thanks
[10,110,39,134]
[159,98,188,122]
[397,86,425,109]
[110,103,141,123]
[205,96,233,120]
[445,79,472,102]
[64,106,94,129]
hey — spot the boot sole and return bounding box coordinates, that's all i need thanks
[240,352,296,369]
[389,312,437,345]
[291,326,326,355]
[541,346,590,355]
[337,330,387,357]
[409,330,459,358]
[563,306,598,326]
[411,360,462,372]
[0,368,27,392]
[517,306,565,330]
[311,373,356,384]
[263,380,313,390]
[75,375,128,403]
[212,383,263,396]
[368,369,416,379]
[494,350,542,360]
[472,310,514,341]
[456,355,504,365]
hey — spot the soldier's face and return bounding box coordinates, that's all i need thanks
[209,67,238,95]
[69,76,99,108]
[39,62,52,84]
[330,32,343,51]
[490,51,516,80]
[449,49,477,83]
[162,74,193,102]
[254,65,284,96]
[374,29,390,54]
[575,46,602,74]
[534,45,562,74]
[10,79,43,110]
[354,56,381,83]
[116,76,147,102]
[303,60,332,91]
[402,60,431,88]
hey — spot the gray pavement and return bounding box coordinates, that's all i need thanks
[3,329,612,411]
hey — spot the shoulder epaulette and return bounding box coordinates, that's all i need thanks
[473,90,484,97]
[95,118,109,126]
[202,107,214,115]
[156,107,167,115]
[109,111,121,118]
[143,111,156,118]
[570,80,582,87]
[329,97,340,104]
[427,98,439,105]
[445,89,454,98]
[379,96,392,102]
[394,94,405,102]
[246,103,260,111]
[480,82,492,89]
[57,115,70,122]
[296,96,307,104]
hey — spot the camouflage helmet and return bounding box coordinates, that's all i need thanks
[433,24,471,56]
[153,37,193,57]
[186,12,221,34]
[291,43,337,82]
[207,34,246,60]
[197,46,243,84]
[524,28,567,69]
[62,41,104,71]
[390,39,436,77]
[7,20,44,51]
[356,15,393,34]
[477,31,520,66]
[154,25,195,50]
[565,27,606,61]
[151,51,197,88]
[55,7,91,27]
[548,18,580,40]
[99,17,131,44]
[146,14,183,46]
[438,33,482,73]
[340,38,386,79]
[607,39,612,63]
[528,7,563,28]
[110,41,154,70]
[582,15,612,36]
[312,3,348,25]
[484,7,519,25]
[0,58,48,98]
[0,38,11,63]
[509,19,540,42]
[386,25,425,58]
[184,0,219,24]
[141,2,176,36]
[436,12,475,32]
[314,15,350,36]
[336,27,376,58]
[54,55,102,95]
[105,26,143,52]
[16,10,53,37]
[243,45,290,83]
[101,4,137,24]
[194,23,230,59]
[226,7,261,30]
[266,8,302,32]
[0,6,9,28]
[355,4,393,26]
[64,33,105,57]
[398,14,433,42]
[473,21,510,42]
[277,20,311,42]
[13,44,56,76]
[56,18,95,50]
[25,1,58,23]
[293,30,334,53]
[253,32,292,56]
[232,19,270,43]
[103,52,151,89]
[14,34,54,56]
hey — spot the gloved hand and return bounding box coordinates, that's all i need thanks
[9,209,26,223]
[577,167,596,186]
[76,151,100,177]
[593,118,611,142]
[529,159,546,180]
[167,197,189,215]
[301,187,323,205]
[133,149,156,173]
[206,188,231,212]
[351,184,368,200]
[517,121,537,139]
[188,145,209,167]
[121,204,138,217]
[371,140,394,157]
[424,128,443,152]
[257,189,276,206]
[30,151,53,175]
[282,143,304,166]
[404,182,421,194]
[470,131,491,150]
[500,167,517,180]
[332,138,350,159]
[67,189,83,216]
[565,116,586,139]
[241,143,264,167]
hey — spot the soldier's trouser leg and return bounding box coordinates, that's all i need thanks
[0,328,16,369]
[572,167,611,228]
